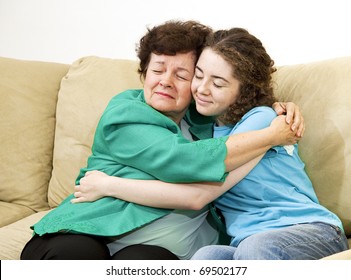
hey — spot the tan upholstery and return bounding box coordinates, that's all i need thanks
[0,57,69,227]
[274,57,351,236]
[47,57,142,207]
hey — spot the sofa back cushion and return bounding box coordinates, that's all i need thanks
[273,56,351,236]
[0,57,69,212]
[48,56,142,207]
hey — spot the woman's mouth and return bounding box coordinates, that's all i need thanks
[155,91,174,99]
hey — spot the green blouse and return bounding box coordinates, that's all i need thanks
[33,89,228,237]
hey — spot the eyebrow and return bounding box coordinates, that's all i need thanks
[153,61,192,73]
[195,66,230,83]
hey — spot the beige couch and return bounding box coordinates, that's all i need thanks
[0,55,350,260]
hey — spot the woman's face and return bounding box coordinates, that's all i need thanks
[191,48,240,119]
[144,52,196,124]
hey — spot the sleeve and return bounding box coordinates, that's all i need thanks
[98,102,228,183]
[230,106,277,135]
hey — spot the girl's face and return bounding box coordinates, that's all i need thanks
[144,52,196,124]
[191,48,240,120]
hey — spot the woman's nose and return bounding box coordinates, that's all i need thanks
[159,74,173,88]
[159,80,171,88]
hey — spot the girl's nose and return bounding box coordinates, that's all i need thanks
[197,82,210,95]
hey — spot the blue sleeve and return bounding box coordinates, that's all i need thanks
[230,107,277,135]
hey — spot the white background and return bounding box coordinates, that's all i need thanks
[0,0,350,66]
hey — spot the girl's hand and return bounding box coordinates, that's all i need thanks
[71,170,111,203]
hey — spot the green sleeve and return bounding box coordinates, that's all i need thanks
[94,98,228,183]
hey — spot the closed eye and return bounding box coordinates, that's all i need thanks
[213,82,223,88]
[177,74,190,81]
[194,74,203,80]
[152,69,162,74]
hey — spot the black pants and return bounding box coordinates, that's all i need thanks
[20,234,179,260]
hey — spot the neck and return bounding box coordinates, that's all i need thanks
[166,113,185,126]
[215,118,226,127]
[164,109,188,126]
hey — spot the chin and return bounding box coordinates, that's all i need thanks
[196,107,212,117]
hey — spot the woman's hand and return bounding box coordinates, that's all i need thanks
[272,102,305,137]
[269,115,300,146]
[71,170,111,203]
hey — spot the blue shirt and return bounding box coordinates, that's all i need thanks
[214,106,343,247]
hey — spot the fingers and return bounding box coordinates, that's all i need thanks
[74,185,82,195]
[290,112,305,137]
[284,102,305,137]
[295,118,305,137]
[85,170,103,176]
[72,185,83,203]
[84,171,94,176]
[72,184,96,203]
[71,196,85,204]
[83,170,100,177]
[272,102,286,116]
[284,102,297,126]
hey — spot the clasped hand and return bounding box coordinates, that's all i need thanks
[71,170,110,203]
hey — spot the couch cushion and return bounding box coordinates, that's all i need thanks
[0,210,51,260]
[322,247,351,260]
[0,201,35,227]
[273,56,351,237]
[0,57,69,214]
[48,56,142,207]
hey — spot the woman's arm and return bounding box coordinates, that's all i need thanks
[226,102,305,171]
[224,114,299,171]
[71,155,262,210]
[71,106,302,208]
[99,97,301,181]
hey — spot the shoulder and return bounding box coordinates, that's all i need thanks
[242,106,276,125]
[230,106,277,134]
[243,106,276,119]
[108,89,144,104]
[104,89,148,115]
[100,89,176,129]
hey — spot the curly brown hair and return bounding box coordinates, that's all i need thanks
[136,20,212,79]
[206,28,277,125]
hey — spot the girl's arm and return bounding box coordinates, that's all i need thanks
[71,155,262,210]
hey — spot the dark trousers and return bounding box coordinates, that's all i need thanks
[20,234,179,260]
